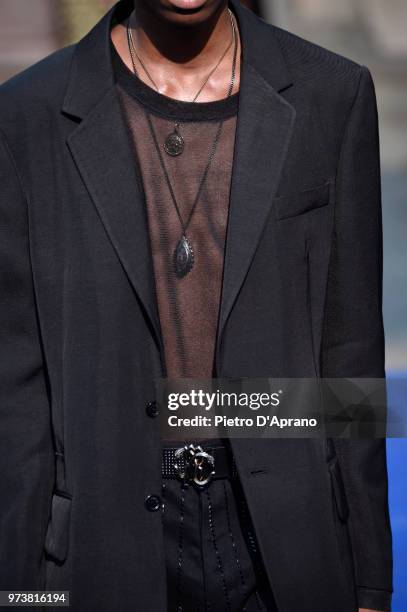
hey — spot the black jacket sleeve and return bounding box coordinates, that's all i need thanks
[0,130,54,589]
[321,66,393,611]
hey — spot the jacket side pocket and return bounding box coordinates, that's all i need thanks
[328,456,349,523]
[44,492,72,563]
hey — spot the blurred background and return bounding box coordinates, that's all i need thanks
[0,0,406,608]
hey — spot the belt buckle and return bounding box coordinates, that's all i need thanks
[174,444,215,488]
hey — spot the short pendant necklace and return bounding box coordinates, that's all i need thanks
[127,10,238,278]
[127,8,236,157]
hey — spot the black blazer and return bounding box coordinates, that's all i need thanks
[0,1,392,610]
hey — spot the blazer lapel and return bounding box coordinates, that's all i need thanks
[216,1,296,368]
[66,86,162,348]
[62,2,162,349]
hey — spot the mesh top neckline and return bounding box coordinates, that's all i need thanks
[111,41,240,123]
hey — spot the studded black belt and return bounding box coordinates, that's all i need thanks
[162,444,237,487]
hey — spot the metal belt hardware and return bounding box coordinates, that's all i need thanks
[175,444,215,487]
[162,444,215,487]
[162,443,237,486]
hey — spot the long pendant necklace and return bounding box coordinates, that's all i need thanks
[127,10,238,278]
[127,8,236,157]
[147,114,222,278]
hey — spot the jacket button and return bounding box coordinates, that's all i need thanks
[146,400,159,418]
[145,495,162,512]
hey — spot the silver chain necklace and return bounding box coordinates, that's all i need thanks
[126,9,239,279]
[127,8,236,157]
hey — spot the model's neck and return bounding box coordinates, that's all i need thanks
[111,1,240,102]
[132,2,231,70]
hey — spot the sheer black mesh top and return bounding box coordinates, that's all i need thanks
[112,43,239,380]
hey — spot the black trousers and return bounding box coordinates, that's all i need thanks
[162,461,277,612]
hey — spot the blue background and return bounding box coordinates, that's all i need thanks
[387,373,407,612]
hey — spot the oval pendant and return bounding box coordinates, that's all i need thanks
[164,128,184,157]
[173,236,194,278]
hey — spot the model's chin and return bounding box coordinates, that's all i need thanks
[167,0,209,12]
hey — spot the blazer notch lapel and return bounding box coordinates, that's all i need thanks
[216,62,296,367]
[67,86,162,348]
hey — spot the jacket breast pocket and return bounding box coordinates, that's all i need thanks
[44,492,72,564]
[274,181,331,220]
